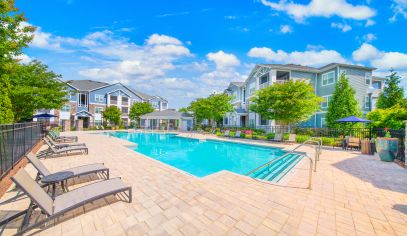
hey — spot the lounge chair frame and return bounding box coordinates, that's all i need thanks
[37,139,88,158]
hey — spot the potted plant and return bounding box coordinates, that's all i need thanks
[376,128,399,162]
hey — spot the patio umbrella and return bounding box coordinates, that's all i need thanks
[33,113,58,118]
[335,116,371,123]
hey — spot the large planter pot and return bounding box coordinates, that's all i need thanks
[376,138,398,162]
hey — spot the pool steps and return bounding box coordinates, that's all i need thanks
[248,153,302,182]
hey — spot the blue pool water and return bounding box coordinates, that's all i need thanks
[106,132,286,177]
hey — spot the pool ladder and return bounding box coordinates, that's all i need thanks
[246,138,322,189]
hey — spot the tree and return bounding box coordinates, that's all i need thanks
[367,104,407,129]
[376,69,404,109]
[0,0,35,123]
[188,93,233,127]
[103,106,122,126]
[178,107,189,112]
[325,74,362,128]
[250,80,322,124]
[129,102,154,126]
[9,61,68,121]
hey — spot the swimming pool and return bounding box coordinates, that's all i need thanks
[106,132,288,178]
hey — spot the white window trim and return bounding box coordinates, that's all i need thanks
[95,107,103,114]
[321,95,332,108]
[321,118,326,128]
[365,72,372,85]
[61,105,71,112]
[321,71,335,86]
[95,94,104,102]
[364,96,370,109]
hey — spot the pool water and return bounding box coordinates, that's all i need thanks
[107,132,286,177]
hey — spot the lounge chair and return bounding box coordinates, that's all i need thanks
[37,139,88,158]
[26,153,109,182]
[272,133,283,142]
[287,134,296,142]
[45,136,86,149]
[347,137,361,150]
[234,130,241,138]
[49,131,78,143]
[223,130,230,137]
[0,169,131,235]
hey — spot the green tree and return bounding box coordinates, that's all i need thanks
[0,0,35,123]
[9,61,68,121]
[250,80,322,124]
[188,93,233,127]
[103,106,122,126]
[326,74,361,128]
[367,104,407,129]
[178,107,189,112]
[376,69,405,109]
[129,102,154,126]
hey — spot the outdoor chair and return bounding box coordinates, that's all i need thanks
[287,134,296,143]
[272,133,283,142]
[234,130,241,138]
[26,153,109,183]
[223,130,230,137]
[45,136,86,149]
[0,169,131,235]
[37,139,88,158]
[49,131,78,143]
[347,137,361,150]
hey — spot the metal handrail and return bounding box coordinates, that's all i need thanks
[245,138,321,189]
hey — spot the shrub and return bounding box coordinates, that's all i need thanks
[257,135,267,140]
[216,128,220,132]
[283,133,290,141]
[216,131,223,136]
[204,127,211,132]
[245,134,253,139]
[252,135,258,140]
[321,137,335,146]
[230,131,236,137]
[243,130,253,135]
[266,133,275,140]
[296,134,310,143]
[240,133,246,138]
[254,129,266,135]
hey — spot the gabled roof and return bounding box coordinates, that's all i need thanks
[319,63,376,71]
[230,82,245,87]
[261,64,320,73]
[66,80,109,91]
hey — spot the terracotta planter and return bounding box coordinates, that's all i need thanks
[376,138,398,162]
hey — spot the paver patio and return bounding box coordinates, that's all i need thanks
[1,131,406,235]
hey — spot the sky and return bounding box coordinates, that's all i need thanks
[18,0,407,108]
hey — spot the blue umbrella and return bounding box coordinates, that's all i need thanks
[33,113,58,118]
[335,116,371,123]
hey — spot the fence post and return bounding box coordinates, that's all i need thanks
[11,123,15,169]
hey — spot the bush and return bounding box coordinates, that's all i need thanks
[293,127,316,136]
[240,133,246,138]
[283,133,289,141]
[245,134,253,139]
[296,134,310,143]
[216,128,221,132]
[229,131,236,137]
[216,131,223,136]
[266,133,275,140]
[257,135,267,140]
[252,134,258,140]
[321,137,335,146]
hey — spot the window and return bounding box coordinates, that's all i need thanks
[95,94,104,102]
[248,82,256,95]
[365,72,372,85]
[61,105,70,112]
[260,74,269,84]
[242,88,246,101]
[78,93,88,107]
[321,95,332,108]
[162,102,167,109]
[322,71,335,86]
[122,107,128,114]
[151,101,159,109]
[321,118,326,128]
[122,97,129,106]
[365,96,370,109]
[259,115,268,125]
[95,107,103,114]
[110,95,118,105]
[224,117,228,125]
[372,81,382,89]
[232,91,238,100]
[249,119,255,127]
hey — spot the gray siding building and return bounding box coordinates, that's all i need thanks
[223,63,385,129]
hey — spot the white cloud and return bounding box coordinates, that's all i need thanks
[365,19,376,26]
[331,22,352,32]
[206,51,240,69]
[390,0,407,22]
[248,47,346,67]
[16,54,33,64]
[280,25,293,34]
[225,15,237,20]
[260,0,376,22]
[363,33,377,42]
[146,34,182,45]
[352,43,407,69]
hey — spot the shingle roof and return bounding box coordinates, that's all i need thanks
[126,87,154,100]
[319,63,376,71]
[67,80,109,91]
[261,64,320,73]
[230,82,245,87]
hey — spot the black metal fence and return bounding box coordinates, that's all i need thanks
[0,122,44,179]
[221,125,405,163]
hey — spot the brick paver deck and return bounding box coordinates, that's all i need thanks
[1,131,406,235]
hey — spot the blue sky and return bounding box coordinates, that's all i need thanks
[18,0,407,108]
